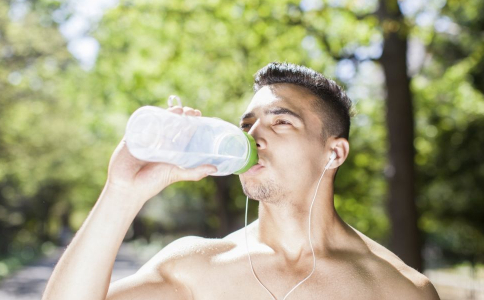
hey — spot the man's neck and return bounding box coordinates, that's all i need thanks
[254,180,348,261]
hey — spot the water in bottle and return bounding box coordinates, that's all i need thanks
[124,99,258,176]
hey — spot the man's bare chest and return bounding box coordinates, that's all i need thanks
[187,262,381,300]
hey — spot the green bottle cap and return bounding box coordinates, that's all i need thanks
[234,132,258,175]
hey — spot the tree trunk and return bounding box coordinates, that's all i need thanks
[378,0,422,271]
[213,176,233,237]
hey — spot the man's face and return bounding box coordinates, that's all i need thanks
[239,83,328,205]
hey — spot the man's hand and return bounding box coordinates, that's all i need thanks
[106,106,217,204]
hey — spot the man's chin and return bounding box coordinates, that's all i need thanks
[240,178,282,202]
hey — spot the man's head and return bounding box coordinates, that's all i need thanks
[254,62,353,143]
[239,62,352,205]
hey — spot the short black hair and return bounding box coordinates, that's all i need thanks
[253,62,353,141]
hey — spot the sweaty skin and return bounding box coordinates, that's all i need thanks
[43,84,440,300]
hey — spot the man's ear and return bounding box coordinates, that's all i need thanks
[326,138,350,169]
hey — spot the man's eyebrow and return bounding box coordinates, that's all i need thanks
[265,107,303,122]
[240,107,303,122]
[240,112,255,121]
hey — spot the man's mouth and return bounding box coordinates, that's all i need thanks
[245,163,265,175]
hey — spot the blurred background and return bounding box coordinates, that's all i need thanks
[0,0,483,299]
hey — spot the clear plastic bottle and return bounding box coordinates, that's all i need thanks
[124,99,258,176]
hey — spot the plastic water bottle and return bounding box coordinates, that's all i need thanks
[124,97,258,176]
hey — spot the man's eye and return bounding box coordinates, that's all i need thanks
[274,119,291,125]
[240,123,252,129]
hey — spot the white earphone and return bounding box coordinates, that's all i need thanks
[330,150,337,161]
[244,150,338,300]
[325,150,337,170]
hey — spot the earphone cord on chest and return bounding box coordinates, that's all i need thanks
[244,166,329,300]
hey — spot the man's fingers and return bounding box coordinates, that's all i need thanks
[167,106,202,117]
[171,164,217,182]
[183,107,198,116]
[168,106,183,114]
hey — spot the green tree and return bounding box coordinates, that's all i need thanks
[411,0,484,266]
[0,0,112,277]
[2,0,482,280]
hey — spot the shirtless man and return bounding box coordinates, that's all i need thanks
[43,62,440,300]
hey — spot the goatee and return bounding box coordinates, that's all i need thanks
[241,178,285,204]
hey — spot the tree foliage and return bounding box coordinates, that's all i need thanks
[1,0,483,279]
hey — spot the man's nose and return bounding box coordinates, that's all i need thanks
[248,119,267,150]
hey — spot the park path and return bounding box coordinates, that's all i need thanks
[0,244,143,300]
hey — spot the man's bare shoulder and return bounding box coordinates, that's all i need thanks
[352,227,440,299]
[141,235,239,276]
[107,236,238,300]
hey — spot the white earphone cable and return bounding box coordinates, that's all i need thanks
[244,158,334,299]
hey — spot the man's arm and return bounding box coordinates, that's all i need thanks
[418,278,440,300]
[42,106,216,300]
[106,236,200,300]
[106,269,192,300]
[42,186,143,300]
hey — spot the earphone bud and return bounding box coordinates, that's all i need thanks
[330,151,337,161]
[325,151,337,170]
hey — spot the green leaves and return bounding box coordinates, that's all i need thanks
[1,0,483,274]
